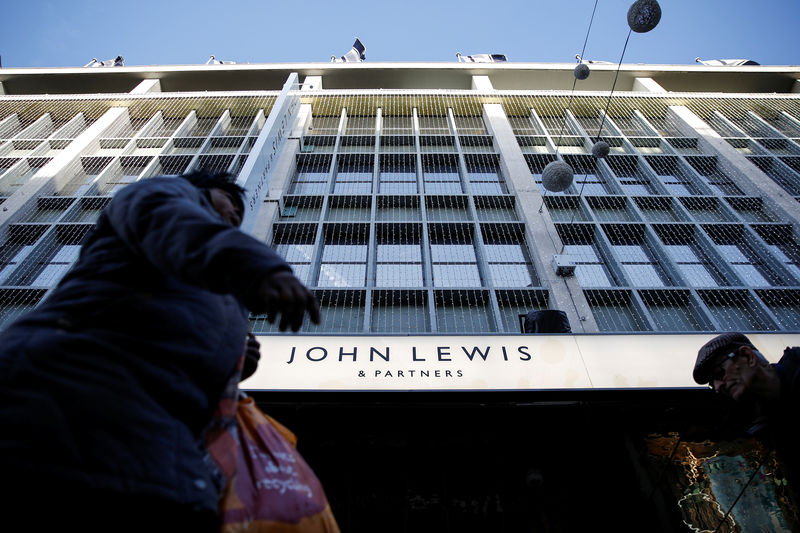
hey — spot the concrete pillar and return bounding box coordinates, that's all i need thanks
[472,75,493,91]
[667,105,800,235]
[130,79,161,94]
[632,77,665,93]
[0,82,5,95]
[0,107,130,236]
[481,102,597,332]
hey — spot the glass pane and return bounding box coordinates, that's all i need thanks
[717,245,748,263]
[485,244,526,263]
[665,245,699,263]
[322,245,368,262]
[318,264,367,287]
[333,182,372,194]
[276,244,315,263]
[614,245,650,262]
[380,182,417,194]
[622,264,666,287]
[432,265,481,287]
[679,264,719,287]
[489,264,533,287]
[377,244,422,262]
[424,182,463,194]
[575,265,614,287]
[732,264,770,286]
[564,244,601,263]
[33,263,71,285]
[430,244,476,263]
[290,263,311,284]
[376,264,424,287]
[470,182,505,194]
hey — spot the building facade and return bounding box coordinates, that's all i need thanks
[1,62,800,531]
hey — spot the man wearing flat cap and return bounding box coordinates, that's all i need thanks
[694,333,800,406]
[694,332,800,492]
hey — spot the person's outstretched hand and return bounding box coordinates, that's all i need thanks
[253,271,320,332]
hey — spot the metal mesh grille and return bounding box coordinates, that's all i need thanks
[0,93,276,328]
[2,90,800,334]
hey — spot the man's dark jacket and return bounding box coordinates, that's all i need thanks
[0,177,290,512]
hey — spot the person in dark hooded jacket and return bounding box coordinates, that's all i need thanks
[0,171,320,531]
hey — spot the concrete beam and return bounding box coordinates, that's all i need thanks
[0,107,129,240]
[471,75,493,91]
[130,79,161,94]
[482,102,597,333]
[302,75,322,90]
[667,105,800,236]
[632,77,666,93]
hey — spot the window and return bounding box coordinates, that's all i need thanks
[605,225,671,287]
[377,195,420,221]
[476,196,520,222]
[700,290,777,331]
[381,116,413,135]
[333,155,372,194]
[301,136,335,154]
[634,197,685,223]
[318,225,369,288]
[32,245,81,285]
[435,290,493,332]
[430,224,480,287]
[608,156,657,195]
[375,224,423,287]
[754,226,800,282]
[646,157,702,196]
[686,156,743,196]
[509,116,539,135]
[309,116,340,135]
[587,197,637,222]
[379,155,416,194]
[426,196,470,221]
[418,116,450,135]
[665,244,724,287]
[526,155,559,195]
[680,197,734,223]
[566,155,611,195]
[371,290,429,332]
[586,290,650,331]
[344,116,375,135]
[560,225,616,287]
[465,155,505,194]
[423,155,462,194]
[326,196,371,221]
[272,224,317,285]
[482,224,537,287]
[453,116,487,135]
[291,154,330,194]
[706,226,783,287]
[641,290,707,332]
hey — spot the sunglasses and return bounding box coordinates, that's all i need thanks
[708,350,739,392]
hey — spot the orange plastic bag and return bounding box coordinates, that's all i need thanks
[219,398,340,533]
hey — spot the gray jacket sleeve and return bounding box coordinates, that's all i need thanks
[104,177,291,309]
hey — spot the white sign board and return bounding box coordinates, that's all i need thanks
[236,73,300,232]
[243,333,800,391]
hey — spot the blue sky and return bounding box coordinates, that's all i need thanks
[1,0,798,68]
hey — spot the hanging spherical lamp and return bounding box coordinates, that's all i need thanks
[541,161,574,192]
[627,0,661,33]
[591,140,610,159]
[573,63,590,80]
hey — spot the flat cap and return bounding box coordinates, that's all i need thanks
[693,332,755,384]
